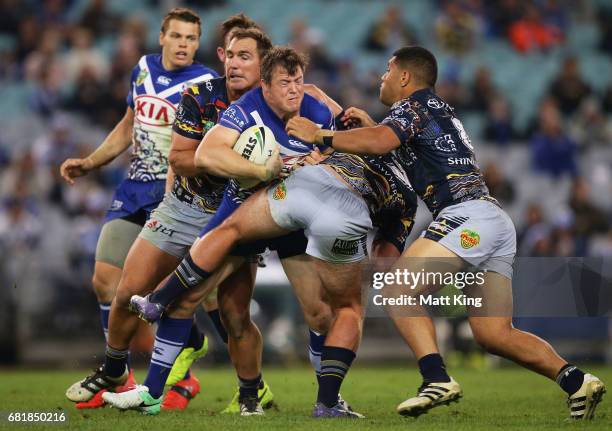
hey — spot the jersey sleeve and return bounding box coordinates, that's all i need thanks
[380,101,421,144]
[125,65,139,109]
[218,103,251,133]
[373,204,415,253]
[173,90,205,141]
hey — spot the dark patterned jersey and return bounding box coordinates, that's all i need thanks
[171,77,230,213]
[380,88,498,217]
[322,152,417,252]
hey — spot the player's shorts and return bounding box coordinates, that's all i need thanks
[232,230,308,259]
[139,193,215,258]
[197,183,307,260]
[104,179,166,225]
[268,165,372,264]
[95,218,143,268]
[422,199,516,279]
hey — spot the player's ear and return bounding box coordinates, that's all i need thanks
[159,31,164,47]
[400,69,410,88]
[217,47,225,63]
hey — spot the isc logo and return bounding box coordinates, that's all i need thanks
[134,95,176,127]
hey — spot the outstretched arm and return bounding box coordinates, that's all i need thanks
[287,116,400,155]
[60,107,134,184]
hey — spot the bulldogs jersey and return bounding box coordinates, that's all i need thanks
[218,87,334,204]
[126,54,217,182]
[381,88,498,217]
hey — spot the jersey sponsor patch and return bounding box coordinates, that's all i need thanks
[145,219,176,237]
[134,95,175,127]
[460,229,480,249]
[220,106,247,130]
[272,182,287,200]
[136,69,149,86]
[331,236,367,256]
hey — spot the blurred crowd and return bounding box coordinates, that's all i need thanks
[0,0,610,289]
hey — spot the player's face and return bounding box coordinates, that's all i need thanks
[159,19,200,70]
[225,37,261,92]
[262,66,304,116]
[380,57,402,106]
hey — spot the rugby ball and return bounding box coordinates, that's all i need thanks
[233,124,278,188]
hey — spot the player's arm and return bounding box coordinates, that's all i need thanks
[169,133,206,177]
[195,124,281,182]
[304,84,343,117]
[287,116,400,155]
[60,107,134,185]
[169,91,209,177]
[372,240,401,259]
[165,165,175,193]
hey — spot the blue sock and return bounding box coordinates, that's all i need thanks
[149,253,212,307]
[418,353,451,383]
[308,329,325,383]
[99,302,111,342]
[144,317,193,398]
[317,346,355,408]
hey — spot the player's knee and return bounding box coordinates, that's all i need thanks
[172,290,203,317]
[303,305,332,334]
[113,282,133,309]
[336,306,363,326]
[92,271,116,303]
[217,216,247,244]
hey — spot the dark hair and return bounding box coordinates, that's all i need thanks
[228,28,273,60]
[161,7,201,36]
[261,47,308,84]
[220,13,261,47]
[392,46,438,87]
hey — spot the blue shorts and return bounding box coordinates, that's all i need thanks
[104,179,166,226]
[198,186,307,259]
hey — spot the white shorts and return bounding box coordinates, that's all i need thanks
[267,165,372,264]
[423,199,517,279]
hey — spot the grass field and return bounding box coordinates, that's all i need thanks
[0,366,610,430]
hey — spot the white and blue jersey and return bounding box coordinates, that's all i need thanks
[105,54,218,224]
[198,87,333,243]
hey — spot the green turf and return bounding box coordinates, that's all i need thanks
[0,366,609,430]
